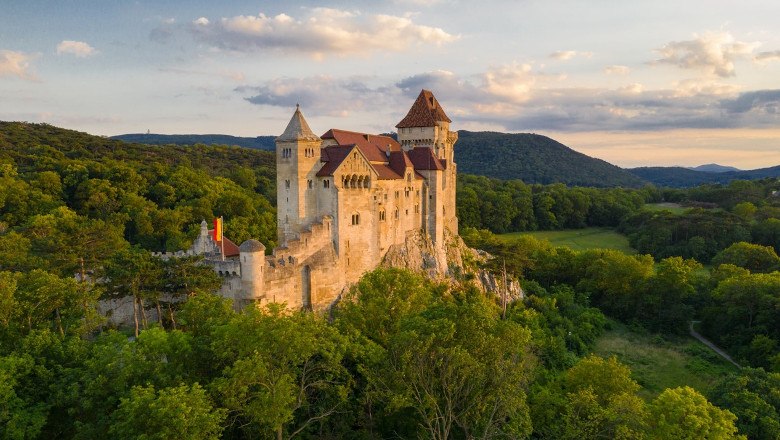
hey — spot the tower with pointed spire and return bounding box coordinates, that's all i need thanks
[395,89,459,242]
[276,104,323,245]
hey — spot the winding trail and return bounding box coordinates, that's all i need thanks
[689,321,741,369]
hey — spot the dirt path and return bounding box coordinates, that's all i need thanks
[689,321,741,369]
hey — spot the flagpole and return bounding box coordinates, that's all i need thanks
[220,216,225,261]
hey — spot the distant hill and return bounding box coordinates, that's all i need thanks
[111,133,276,151]
[454,131,645,187]
[629,165,780,187]
[689,163,740,173]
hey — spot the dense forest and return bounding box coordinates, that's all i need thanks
[111,133,276,151]
[455,131,646,187]
[630,165,780,188]
[2,121,780,439]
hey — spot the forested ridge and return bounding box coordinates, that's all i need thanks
[454,131,646,187]
[2,121,780,439]
[111,133,276,151]
[629,165,780,188]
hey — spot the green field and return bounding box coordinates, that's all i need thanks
[498,227,635,253]
[643,202,687,214]
[592,320,738,399]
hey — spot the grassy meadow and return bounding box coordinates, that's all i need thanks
[498,227,635,253]
[592,320,738,399]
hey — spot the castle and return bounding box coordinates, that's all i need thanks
[149,90,463,312]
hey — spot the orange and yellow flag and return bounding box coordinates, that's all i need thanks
[213,217,223,242]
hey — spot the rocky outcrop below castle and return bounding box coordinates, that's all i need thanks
[381,228,523,302]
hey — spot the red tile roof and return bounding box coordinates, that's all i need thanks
[373,164,403,180]
[316,129,430,180]
[321,129,400,162]
[395,89,451,129]
[208,230,241,257]
[407,147,445,170]
[388,150,413,177]
[316,145,353,177]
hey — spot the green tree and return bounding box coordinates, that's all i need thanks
[709,368,780,440]
[108,383,225,440]
[212,305,350,440]
[712,242,780,273]
[102,247,165,337]
[649,386,744,439]
[0,354,49,439]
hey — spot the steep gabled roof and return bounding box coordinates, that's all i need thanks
[316,144,377,178]
[395,89,451,129]
[277,105,321,142]
[321,129,400,162]
[316,145,352,177]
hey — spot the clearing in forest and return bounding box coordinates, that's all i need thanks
[498,227,635,253]
[592,320,738,399]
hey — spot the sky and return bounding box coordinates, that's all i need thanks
[1,0,780,169]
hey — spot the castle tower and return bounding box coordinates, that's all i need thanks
[276,105,322,245]
[239,239,266,305]
[396,90,459,242]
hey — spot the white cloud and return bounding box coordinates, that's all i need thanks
[56,40,97,58]
[481,62,537,103]
[604,65,630,75]
[189,8,458,55]
[618,83,643,94]
[0,49,38,81]
[651,31,759,77]
[550,50,593,61]
[672,78,740,98]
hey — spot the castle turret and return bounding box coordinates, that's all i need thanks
[276,105,322,245]
[396,90,459,241]
[239,239,266,303]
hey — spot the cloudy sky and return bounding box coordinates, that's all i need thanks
[2,0,780,168]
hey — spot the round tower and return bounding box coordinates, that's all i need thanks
[239,239,266,303]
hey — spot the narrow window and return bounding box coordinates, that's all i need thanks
[380,210,386,221]
[285,179,290,189]
[394,208,399,219]
[308,179,312,189]
[415,204,419,214]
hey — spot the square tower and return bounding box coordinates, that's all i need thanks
[275,105,322,245]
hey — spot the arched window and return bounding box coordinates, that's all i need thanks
[379,210,386,221]
[351,213,360,225]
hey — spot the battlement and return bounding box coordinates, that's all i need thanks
[151,249,201,260]
[268,215,333,269]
